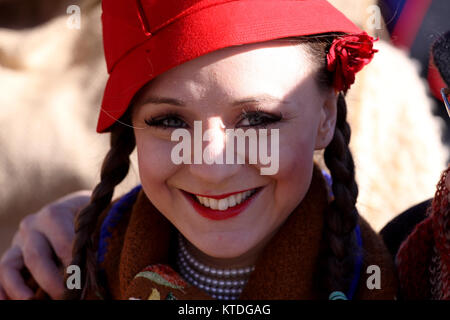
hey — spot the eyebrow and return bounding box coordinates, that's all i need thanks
[230,95,291,107]
[141,94,291,107]
[141,96,185,107]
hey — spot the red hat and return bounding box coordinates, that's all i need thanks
[97,0,363,133]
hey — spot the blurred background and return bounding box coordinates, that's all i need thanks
[0,0,449,256]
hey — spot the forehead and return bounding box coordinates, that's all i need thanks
[141,40,315,102]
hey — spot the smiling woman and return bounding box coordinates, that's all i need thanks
[128,39,335,270]
[9,0,397,301]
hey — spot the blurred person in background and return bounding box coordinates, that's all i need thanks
[381,30,450,300]
[379,0,450,148]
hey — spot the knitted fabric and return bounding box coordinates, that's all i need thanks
[396,165,450,299]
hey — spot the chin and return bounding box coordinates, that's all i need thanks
[194,236,256,259]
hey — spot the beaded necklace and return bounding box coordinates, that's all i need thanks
[176,233,255,300]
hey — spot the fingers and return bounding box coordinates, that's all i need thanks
[0,246,34,300]
[35,205,75,267]
[22,230,65,300]
[0,190,90,300]
[34,190,90,267]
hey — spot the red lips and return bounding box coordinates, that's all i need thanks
[181,188,261,221]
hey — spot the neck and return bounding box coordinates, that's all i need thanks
[181,238,257,270]
[178,222,283,270]
[175,226,284,299]
[176,232,263,299]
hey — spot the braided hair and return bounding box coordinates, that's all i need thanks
[65,112,135,299]
[66,34,360,299]
[303,35,360,297]
[323,93,360,295]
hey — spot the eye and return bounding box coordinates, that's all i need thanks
[237,111,282,128]
[144,114,188,129]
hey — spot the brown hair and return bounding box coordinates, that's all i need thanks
[322,93,360,295]
[65,34,359,299]
[302,34,360,296]
[65,113,135,299]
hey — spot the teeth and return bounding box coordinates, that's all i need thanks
[218,199,228,211]
[228,195,236,207]
[236,193,242,204]
[198,196,210,207]
[209,198,218,210]
[195,189,256,210]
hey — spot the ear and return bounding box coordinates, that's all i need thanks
[314,89,338,150]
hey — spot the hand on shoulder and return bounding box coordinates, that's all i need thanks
[0,190,90,300]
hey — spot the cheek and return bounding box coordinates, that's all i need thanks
[272,126,317,209]
[135,135,178,196]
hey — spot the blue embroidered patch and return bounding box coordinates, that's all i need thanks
[97,185,142,264]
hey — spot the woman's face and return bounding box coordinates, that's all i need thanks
[131,40,337,262]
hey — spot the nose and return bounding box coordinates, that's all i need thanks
[189,161,241,185]
[188,117,241,185]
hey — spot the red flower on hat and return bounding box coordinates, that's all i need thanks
[327,32,378,93]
